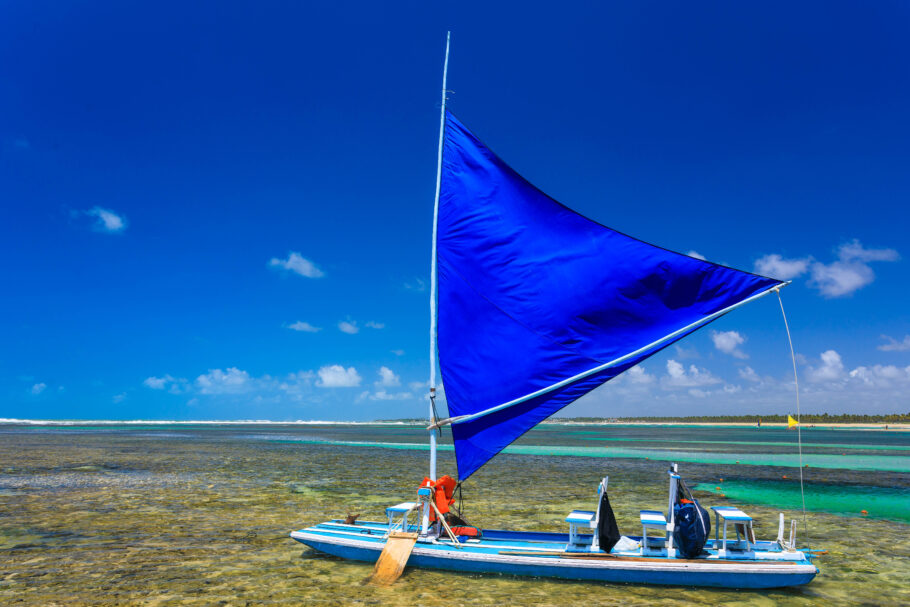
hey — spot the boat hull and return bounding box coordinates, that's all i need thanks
[291,521,817,589]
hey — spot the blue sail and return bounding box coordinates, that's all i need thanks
[437,111,782,480]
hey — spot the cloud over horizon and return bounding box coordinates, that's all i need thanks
[376,366,400,387]
[316,365,361,388]
[662,360,722,389]
[196,367,251,395]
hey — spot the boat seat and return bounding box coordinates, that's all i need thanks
[386,502,420,533]
[711,506,755,554]
[566,510,596,545]
[639,510,667,550]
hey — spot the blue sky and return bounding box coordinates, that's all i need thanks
[2,1,908,420]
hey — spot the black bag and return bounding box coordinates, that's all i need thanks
[596,488,621,553]
[672,500,711,559]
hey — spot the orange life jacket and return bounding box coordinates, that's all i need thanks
[418,475,457,522]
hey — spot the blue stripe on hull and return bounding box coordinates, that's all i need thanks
[296,536,817,589]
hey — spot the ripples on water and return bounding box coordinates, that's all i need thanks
[0,422,908,605]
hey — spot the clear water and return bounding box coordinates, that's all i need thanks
[693,480,910,523]
[0,422,907,605]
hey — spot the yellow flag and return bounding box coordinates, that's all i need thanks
[787,415,799,429]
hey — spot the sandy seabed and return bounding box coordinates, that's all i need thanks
[1,425,908,606]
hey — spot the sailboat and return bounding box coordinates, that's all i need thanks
[290,34,818,589]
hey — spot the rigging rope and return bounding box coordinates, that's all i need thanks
[776,289,810,551]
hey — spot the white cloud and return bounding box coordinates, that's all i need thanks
[711,330,748,359]
[574,349,909,416]
[807,350,846,383]
[359,389,416,401]
[195,367,251,394]
[809,261,875,298]
[338,320,359,334]
[405,278,427,292]
[600,366,657,400]
[144,375,174,389]
[142,367,319,403]
[849,364,910,387]
[391,349,405,356]
[686,250,706,261]
[625,365,655,385]
[754,254,810,280]
[281,370,315,385]
[673,344,700,360]
[86,207,127,233]
[335,319,382,333]
[275,371,315,399]
[755,241,898,298]
[878,335,910,352]
[809,240,899,298]
[287,321,321,333]
[662,360,721,388]
[143,374,187,393]
[31,382,47,395]
[268,252,324,278]
[316,365,361,388]
[738,366,761,383]
[112,392,127,403]
[376,366,401,387]
[839,240,900,263]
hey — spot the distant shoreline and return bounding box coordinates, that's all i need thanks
[1,418,907,430]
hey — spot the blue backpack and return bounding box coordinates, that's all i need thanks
[673,499,711,559]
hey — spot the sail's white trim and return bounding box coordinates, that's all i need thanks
[449,282,787,426]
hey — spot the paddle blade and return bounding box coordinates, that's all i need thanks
[366,532,418,586]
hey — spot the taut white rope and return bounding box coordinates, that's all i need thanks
[776,289,810,551]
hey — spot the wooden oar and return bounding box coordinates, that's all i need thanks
[429,501,462,548]
[366,531,419,586]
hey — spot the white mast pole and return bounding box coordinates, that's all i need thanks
[429,32,450,482]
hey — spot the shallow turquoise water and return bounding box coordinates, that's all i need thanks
[276,437,910,473]
[694,480,910,523]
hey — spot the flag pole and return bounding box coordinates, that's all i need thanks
[429,31,450,483]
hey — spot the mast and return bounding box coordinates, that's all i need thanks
[428,32,450,481]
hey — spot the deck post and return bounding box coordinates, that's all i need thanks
[666,464,679,555]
